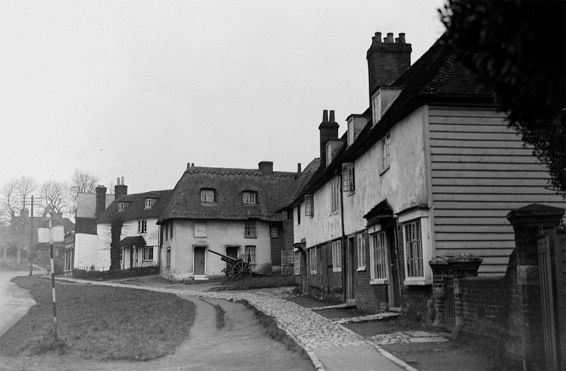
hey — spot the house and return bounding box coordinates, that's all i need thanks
[158,162,298,280]
[72,185,115,270]
[290,32,566,313]
[97,180,172,270]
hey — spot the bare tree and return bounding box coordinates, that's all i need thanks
[69,170,100,201]
[16,176,38,208]
[0,179,19,222]
[40,180,69,216]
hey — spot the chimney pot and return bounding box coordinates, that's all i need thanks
[398,33,406,44]
[116,177,120,185]
[374,32,382,43]
[258,161,273,174]
[329,110,335,122]
[385,33,394,43]
[366,31,412,95]
[115,178,128,199]
[121,177,124,185]
[322,109,329,122]
[318,109,339,168]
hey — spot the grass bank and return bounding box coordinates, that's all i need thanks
[0,276,195,361]
[210,274,297,291]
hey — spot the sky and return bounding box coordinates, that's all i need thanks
[0,0,446,195]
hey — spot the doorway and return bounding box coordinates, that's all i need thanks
[346,237,356,302]
[386,226,401,310]
[226,246,239,259]
[194,246,206,275]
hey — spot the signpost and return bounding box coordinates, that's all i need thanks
[38,218,64,339]
[24,196,42,276]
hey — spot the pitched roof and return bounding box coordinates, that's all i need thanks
[159,166,297,222]
[98,189,173,223]
[276,158,321,210]
[120,236,146,248]
[294,35,496,201]
[76,192,115,218]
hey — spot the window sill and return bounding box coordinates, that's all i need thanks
[310,272,317,275]
[403,277,432,286]
[332,268,342,273]
[370,279,389,285]
[357,267,366,272]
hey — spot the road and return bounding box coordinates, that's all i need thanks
[0,270,36,338]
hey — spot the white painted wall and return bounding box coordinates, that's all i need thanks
[74,233,109,271]
[161,219,272,280]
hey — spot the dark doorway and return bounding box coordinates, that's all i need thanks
[226,246,239,259]
[386,226,401,309]
[194,246,206,275]
[346,237,356,302]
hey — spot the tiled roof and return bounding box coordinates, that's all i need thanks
[276,158,321,210]
[76,193,115,218]
[159,166,297,222]
[98,190,173,223]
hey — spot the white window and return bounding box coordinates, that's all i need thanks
[200,189,215,203]
[243,191,257,204]
[403,219,424,278]
[143,247,153,261]
[281,210,288,220]
[342,163,355,193]
[370,231,388,281]
[166,247,171,268]
[330,177,340,213]
[244,220,256,238]
[304,195,314,217]
[270,226,278,238]
[244,245,256,264]
[118,202,125,212]
[194,222,207,237]
[331,240,342,272]
[294,252,301,275]
[309,247,317,274]
[137,219,147,233]
[381,133,391,173]
[356,232,366,270]
[144,198,152,209]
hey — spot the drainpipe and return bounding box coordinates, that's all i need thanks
[339,171,347,303]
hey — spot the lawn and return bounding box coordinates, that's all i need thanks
[0,276,195,361]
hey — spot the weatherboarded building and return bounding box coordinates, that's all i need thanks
[291,32,566,313]
[158,162,297,280]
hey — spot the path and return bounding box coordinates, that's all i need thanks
[0,270,36,338]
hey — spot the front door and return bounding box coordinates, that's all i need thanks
[129,247,134,268]
[346,237,356,302]
[386,227,401,309]
[194,246,206,275]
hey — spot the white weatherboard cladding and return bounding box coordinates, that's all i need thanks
[162,220,272,280]
[343,107,428,234]
[293,178,342,247]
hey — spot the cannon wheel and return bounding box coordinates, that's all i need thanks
[224,264,234,279]
[232,261,251,280]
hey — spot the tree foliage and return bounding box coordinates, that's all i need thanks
[440,0,566,195]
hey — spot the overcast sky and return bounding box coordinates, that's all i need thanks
[0,0,446,195]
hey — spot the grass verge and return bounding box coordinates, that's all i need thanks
[0,276,195,361]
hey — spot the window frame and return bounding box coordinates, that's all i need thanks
[270,226,278,238]
[166,247,171,268]
[143,246,154,261]
[200,188,216,203]
[144,198,152,209]
[331,240,342,272]
[309,247,317,275]
[356,232,367,271]
[244,245,257,265]
[304,195,314,217]
[244,220,257,239]
[342,163,355,193]
[403,219,424,279]
[242,191,258,205]
[118,202,125,212]
[137,219,147,233]
[330,177,340,213]
[380,133,391,174]
[369,230,389,284]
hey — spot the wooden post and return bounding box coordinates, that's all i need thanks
[49,217,58,339]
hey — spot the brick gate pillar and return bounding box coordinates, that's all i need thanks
[507,204,565,371]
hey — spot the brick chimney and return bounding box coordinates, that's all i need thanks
[366,32,411,96]
[114,177,128,200]
[319,109,339,168]
[258,161,273,174]
[95,185,107,217]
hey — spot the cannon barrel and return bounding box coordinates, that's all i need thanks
[207,249,241,263]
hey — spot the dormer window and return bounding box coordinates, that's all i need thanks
[118,202,126,212]
[372,87,402,125]
[243,191,257,204]
[200,189,216,203]
[144,198,152,209]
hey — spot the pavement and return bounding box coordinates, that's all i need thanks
[0,270,37,338]
[54,277,418,371]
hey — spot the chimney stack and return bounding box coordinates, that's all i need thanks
[297,163,302,174]
[115,177,128,199]
[95,185,107,217]
[258,161,273,174]
[318,109,339,168]
[366,31,411,96]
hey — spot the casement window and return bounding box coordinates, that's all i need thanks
[200,188,215,203]
[144,198,152,209]
[166,248,171,268]
[143,247,154,261]
[380,133,391,173]
[403,219,424,278]
[331,240,342,272]
[370,231,388,281]
[294,252,301,276]
[342,163,355,193]
[356,232,367,270]
[243,191,257,204]
[309,247,317,274]
[137,219,147,233]
[330,178,340,213]
[270,226,278,238]
[244,220,256,238]
[304,195,314,217]
[118,202,126,212]
[244,245,256,264]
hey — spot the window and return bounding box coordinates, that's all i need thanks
[143,247,154,261]
[331,178,340,213]
[270,226,278,238]
[309,247,317,274]
[342,163,355,193]
[304,195,314,217]
[144,198,152,209]
[244,220,256,238]
[281,210,288,220]
[404,220,424,278]
[243,191,257,204]
[200,189,215,203]
[137,219,147,233]
[370,231,388,280]
[332,240,342,272]
[297,203,301,225]
[294,252,301,276]
[118,202,125,212]
[356,232,367,270]
[166,247,171,268]
[381,133,391,173]
[244,245,256,264]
